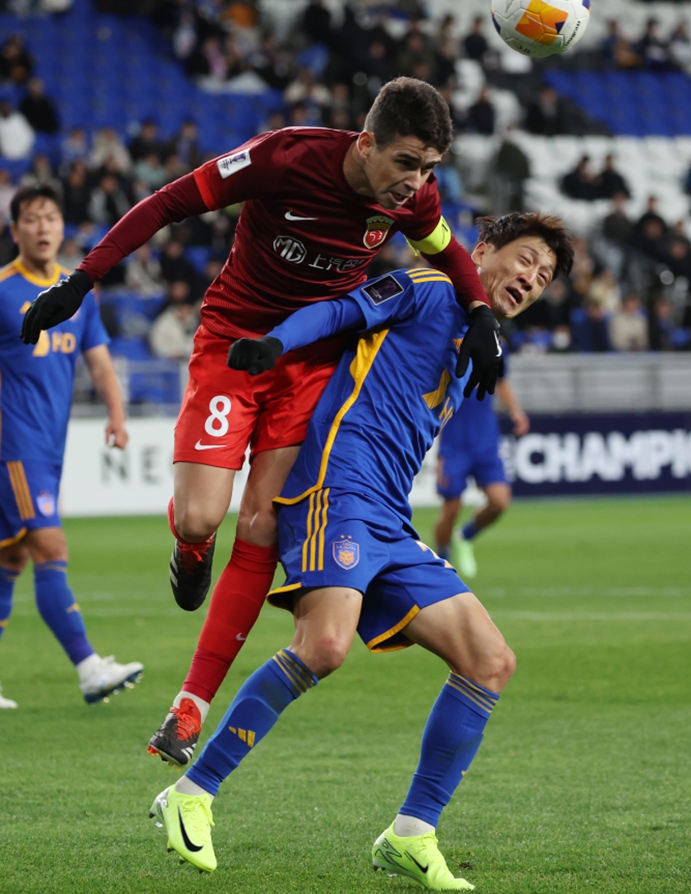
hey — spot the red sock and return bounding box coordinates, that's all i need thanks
[183,536,279,703]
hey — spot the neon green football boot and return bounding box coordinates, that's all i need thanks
[451,535,477,579]
[372,823,474,891]
[149,785,217,873]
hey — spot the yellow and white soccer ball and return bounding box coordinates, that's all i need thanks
[490,0,591,58]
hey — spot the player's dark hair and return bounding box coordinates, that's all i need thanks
[365,77,453,153]
[476,212,574,279]
[10,184,63,224]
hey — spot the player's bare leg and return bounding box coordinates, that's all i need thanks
[169,462,235,611]
[474,482,511,534]
[433,496,461,556]
[288,585,363,679]
[454,482,512,578]
[150,447,300,768]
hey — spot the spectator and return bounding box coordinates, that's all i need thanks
[630,198,668,261]
[663,227,691,279]
[60,126,90,173]
[89,127,132,174]
[434,152,464,205]
[301,0,332,47]
[586,269,620,314]
[524,86,576,136]
[0,34,33,85]
[0,98,34,159]
[18,77,59,134]
[168,119,202,171]
[463,15,488,63]
[465,86,495,135]
[159,238,199,294]
[561,155,601,201]
[362,40,396,94]
[61,159,91,225]
[0,168,15,223]
[609,292,649,351]
[649,298,676,351]
[597,154,630,199]
[396,28,437,82]
[149,280,199,360]
[634,18,671,70]
[571,298,612,352]
[494,129,531,212]
[600,20,639,69]
[20,154,62,196]
[88,172,131,224]
[56,235,86,271]
[129,119,164,163]
[634,194,667,235]
[602,192,633,245]
[187,36,228,80]
[284,67,331,124]
[125,243,166,297]
[133,151,168,191]
[669,22,691,73]
[172,10,198,62]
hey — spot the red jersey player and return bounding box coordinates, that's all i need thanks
[21,78,503,767]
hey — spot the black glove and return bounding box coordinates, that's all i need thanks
[227,336,283,375]
[455,304,505,401]
[20,269,93,345]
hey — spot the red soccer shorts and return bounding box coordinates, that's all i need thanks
[174,324,343,469]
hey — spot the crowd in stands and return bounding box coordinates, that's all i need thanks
[0,1,690,380]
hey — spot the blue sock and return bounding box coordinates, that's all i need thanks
[461,520,480,541]
[0,568,19,642]
[34,561,94,665]
[187,649,318,796]
[399,673,499,827]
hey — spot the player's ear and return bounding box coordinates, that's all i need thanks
[357,131,375,160]
[471,240,489,268]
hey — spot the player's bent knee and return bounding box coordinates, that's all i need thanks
[298,636,349,679]
[236,506,279,546]
[174,505,222,543]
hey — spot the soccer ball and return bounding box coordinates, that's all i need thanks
[490,0,591,58]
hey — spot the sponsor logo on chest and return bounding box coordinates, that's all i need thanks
[363,215,394,249]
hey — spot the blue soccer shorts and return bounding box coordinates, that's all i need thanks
[0,460,62,547]
[436,444,507,501]
[269,488,470,653]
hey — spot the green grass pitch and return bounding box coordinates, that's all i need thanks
[2,497,690,894]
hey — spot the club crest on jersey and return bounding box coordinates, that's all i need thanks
[36,490,56,517]
[332,537,360,570]
[363,215,394,250]
[217,149,252,179]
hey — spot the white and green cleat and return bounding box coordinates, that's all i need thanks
[372,823,474,891]
[149,785,216,873]
[451,535,477,579]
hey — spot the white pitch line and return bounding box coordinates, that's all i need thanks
[493,611,691,621]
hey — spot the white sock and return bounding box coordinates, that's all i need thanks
[76,653,101,681]
[393,814,436,838]
[172,690,210,722]
[175,776,214,801]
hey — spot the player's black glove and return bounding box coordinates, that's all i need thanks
[227,336,283,375]
[456,304,505,401]
[20,269,93,345]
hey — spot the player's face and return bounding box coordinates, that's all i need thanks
[359,133,442,210]
[472,236,556,319]
[11,197,64,268]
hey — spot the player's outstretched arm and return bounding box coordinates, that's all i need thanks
[228,297,367,374]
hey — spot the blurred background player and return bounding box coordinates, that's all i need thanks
[434,347,529,578]
[0,185,143,708]
[20,78,504,762]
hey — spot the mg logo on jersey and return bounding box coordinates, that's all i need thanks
[273,235,307,264]
[332,537,360,570]
[363,215,394,249]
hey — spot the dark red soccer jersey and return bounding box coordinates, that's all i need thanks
[192,127,445,338]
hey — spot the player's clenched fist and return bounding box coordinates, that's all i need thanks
[227,336,283,375]
[20,269,93,345]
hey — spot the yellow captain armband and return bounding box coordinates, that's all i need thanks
[406,216,452,257]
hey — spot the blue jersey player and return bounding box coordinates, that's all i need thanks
[149,213,573,889]
[433,348,529,579]
[0,186,143,709]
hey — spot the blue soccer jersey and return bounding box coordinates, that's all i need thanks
[0,260,109,465]
[276,268,471,523]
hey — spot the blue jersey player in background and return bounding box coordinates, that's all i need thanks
[0,186,143,709]
[149,213,574,890]
[433,346,529,579]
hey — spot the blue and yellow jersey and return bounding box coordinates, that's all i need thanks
[0,260,109,464]
[276,268,470,522]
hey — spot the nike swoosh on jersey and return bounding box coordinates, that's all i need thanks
[194,440,226,450]
[177,807,204,853]
[285,211,318,221]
